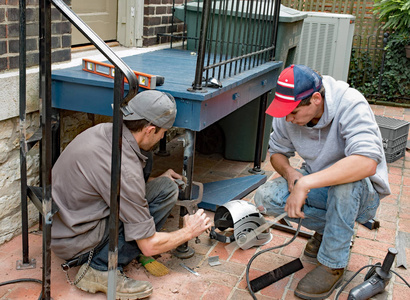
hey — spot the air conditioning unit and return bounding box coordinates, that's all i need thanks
[295,12,355,82]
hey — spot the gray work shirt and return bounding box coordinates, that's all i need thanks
[51,123,156,260]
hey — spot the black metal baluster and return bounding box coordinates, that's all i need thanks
[39,0,53,297]
[107,67,125,300]
[19,0,29,268]
[189,0,212,91]
[229,0,240,77]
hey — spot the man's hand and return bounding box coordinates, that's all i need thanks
[159,169,183,181]
[183,209,212,239]
[284,170,304,192]
[284,181,310,219]
[137,209,212,256]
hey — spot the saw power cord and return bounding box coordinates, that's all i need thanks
[245,215,410,299]
[0,278,43,300]
[246,216,303,300]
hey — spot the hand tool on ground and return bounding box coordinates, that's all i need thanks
[179,263,199,276]
[348,248,397,300]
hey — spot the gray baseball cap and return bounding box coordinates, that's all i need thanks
[123,90,177,129]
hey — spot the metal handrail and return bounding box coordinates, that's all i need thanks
[51,0,138,103]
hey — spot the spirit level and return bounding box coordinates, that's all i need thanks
[82,58,164,89]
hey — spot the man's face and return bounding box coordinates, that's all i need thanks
[285,104,313,126]
[285,102,322,126]
[144,127,167,151]
[285,94,323,126]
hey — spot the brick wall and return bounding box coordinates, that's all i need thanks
[0,0,71,72]
[143,0,186,47]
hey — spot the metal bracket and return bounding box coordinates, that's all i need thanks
[16,258,36,270]
[208,256,221,267]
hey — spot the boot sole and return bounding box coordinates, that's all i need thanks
[303,249,318,258]
[294,275,343,300]
[76,281,153,299]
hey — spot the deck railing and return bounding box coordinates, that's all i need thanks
[159,0,282,91]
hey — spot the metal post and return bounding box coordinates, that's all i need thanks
[155,133,170,156]
[224,0,236,78]
[19,0,29,266]
[269,0,281,61]
[172,130,196,258]
[211,0,221,80]
[249,92,268,174]
[229,0,241,77]
[205,0,217,80]
[107,67,125,300]
[39,0,53,297]
[17,0,36,270]
[239,0,252,73]
[51,109,60,165]
[236,0,247,74]
[251,0,263,68]
[217,0,229,79]
[188,0,212,92]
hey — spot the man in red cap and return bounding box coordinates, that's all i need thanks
[254,64,390,299]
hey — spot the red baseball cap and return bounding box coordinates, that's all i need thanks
[266,65,322,118]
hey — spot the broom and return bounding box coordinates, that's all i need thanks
[138,254,169,277]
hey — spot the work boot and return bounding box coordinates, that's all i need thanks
[295,264,344,300]
[75,264,153,299]
[304,232,323,258]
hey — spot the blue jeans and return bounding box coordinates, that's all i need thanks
[77,176,178,271]
[254,169,380,269]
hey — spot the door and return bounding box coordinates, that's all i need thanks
[71,0,118,45]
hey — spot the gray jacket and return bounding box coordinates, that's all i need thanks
[268,76,391,198]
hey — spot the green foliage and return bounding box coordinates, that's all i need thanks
[348,49,377,92]
[378,33,410,100]
[373,0,410,34]
[348,32,410,103]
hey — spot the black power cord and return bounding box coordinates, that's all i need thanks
[246,220,410,300]
[0,278,43,300]
[246,218,303,300]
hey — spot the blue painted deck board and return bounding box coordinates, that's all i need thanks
[52,48,282,131]
[197,175,267,211]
